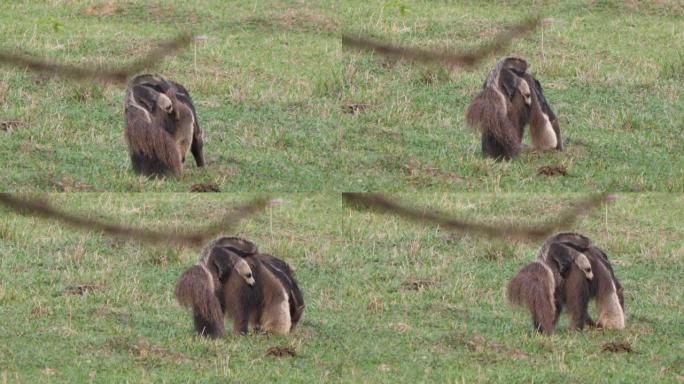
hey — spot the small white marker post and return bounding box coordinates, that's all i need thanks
[192,35,208,79]
[541,18,557,65]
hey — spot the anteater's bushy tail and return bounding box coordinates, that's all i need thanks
[466,87,522,160]
[174,265,224,338]
[507,262,556,335]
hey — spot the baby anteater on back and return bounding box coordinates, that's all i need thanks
[507,233,624,335]
[124,74,204,178]
[466,57,562,159]
[539,233,625,330]
[174,237,304,337]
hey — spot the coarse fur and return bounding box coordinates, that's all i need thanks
[199,236,259,265]
[465,56,562,159]
[255,253,305,325]
[174,264,225,338]
[124,74,204,178]
[174,242,255,338]
[175,237,303,337]
[551,251,594,331]
[523,73,562,151]
[508,242,596,335]
[540,232,624,308]
[538,232,625,330]
[507,260,557,334]
[221,253,304,335]
[561,241,625,329]
[466,57,529,159]
[559,256,593,330]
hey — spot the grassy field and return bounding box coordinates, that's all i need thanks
[1,193,682,382]
[1,1,682,192]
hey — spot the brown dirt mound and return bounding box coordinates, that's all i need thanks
[266,346,297,357]
[537,165,567,176]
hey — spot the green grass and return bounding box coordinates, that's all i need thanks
[1,193,682,382]
[1,1,682,191]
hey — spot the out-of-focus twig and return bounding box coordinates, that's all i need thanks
[343,193,612,242]
[0,193,268,247]
[0,34,192,84]
[342,16,540,69]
